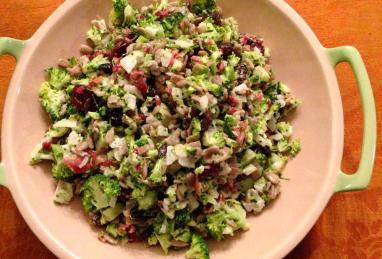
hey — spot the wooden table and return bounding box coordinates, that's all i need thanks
[0,1,381,258]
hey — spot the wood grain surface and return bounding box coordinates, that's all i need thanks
[0,1,381,258]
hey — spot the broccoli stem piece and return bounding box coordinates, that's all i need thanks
[186,234,210,259]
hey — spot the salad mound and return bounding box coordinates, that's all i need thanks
[31,0,301,257]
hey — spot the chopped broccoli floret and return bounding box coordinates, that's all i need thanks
[39,82,67,121]
[87,25,104,46]
[161,12,185,36]
[207,200,249,240]
[132,184,158,210]
[30,148,53,165]
[80,174,121,212]
[277,121,292,138]
[191,0,217,16]
[191,118,202,137]
[186,234,210,259]
[202,128,225,148]
[49,144,74,179]
[149,158,167,184]
[223,115,238,138]
[289,140,301,157]
[250,66,271,84]
[82,55,110,74]
[106,223,127,238]
[156,234,172,254]
[205,81,223,97]
[135,134,150,147]
[47,68,71,89]
[174,209,190,228]
[222,65,236,84]
[52,161,74,180]
[53,180,74,205]
[101,203,124,223]
[109,0,134,26]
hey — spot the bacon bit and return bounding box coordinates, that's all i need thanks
[135,164,143,172]
[138,113,147,121]
[227,107,237,115]
[154,95,161,106]
[64,150,97,174]
[89,76,103,87]
[239,121,248,130]
[134,146,148,155]
[218,61,226,72]
[168,51,179,67]
[138,14,145,20]
[226,179,237,193]
[233,128,245,146]
[191,56,202,64]
[194,176,201,196]
[155,10,169,19]
[254,91,264,101]
[98,159,116,167]
[228,95,240,106]
[267,99,273,109]
[112,64,123,73]
[130,70,148,95]
[64,155,92,174]
[42,141,52,151]
[143,46,152,53]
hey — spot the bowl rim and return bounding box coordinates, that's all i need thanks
[1,0,344,258]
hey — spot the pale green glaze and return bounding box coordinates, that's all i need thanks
[327,46,376,192]
[0,37,25,61]
[0,37,26,188]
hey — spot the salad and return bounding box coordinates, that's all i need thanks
[31,0,301,258]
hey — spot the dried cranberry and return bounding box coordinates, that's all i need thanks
[155,10,170,19]
[130,70,148,95]
[99,63,113,74]
[107,108,124,127]
[237,64,248,84]
[251,38,265,55]
[201,111,212,131]
[220,42,233,59]
[159,144,168,157]
[228,95,240,107]
[255,145,272,157]
[42,141,52,151]
[146,75,158,97]
[111,40,129,57]
[212,12,222,26]
[71,86,95,113]
[200,164,221,179]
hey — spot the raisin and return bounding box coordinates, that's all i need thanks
[107,108,124,127]
[237,64,248,84]
[99,63,113,74]
[220,42,233,59]
[70,85,95,113]
[111,40,129,57]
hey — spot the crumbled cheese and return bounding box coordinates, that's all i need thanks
[67,131,83,146]
[120,55,137,73]
[174,39,194,49]
[160,49,173,67]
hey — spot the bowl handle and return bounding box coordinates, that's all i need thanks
[0,37,26,188]
[326,46,376,192]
